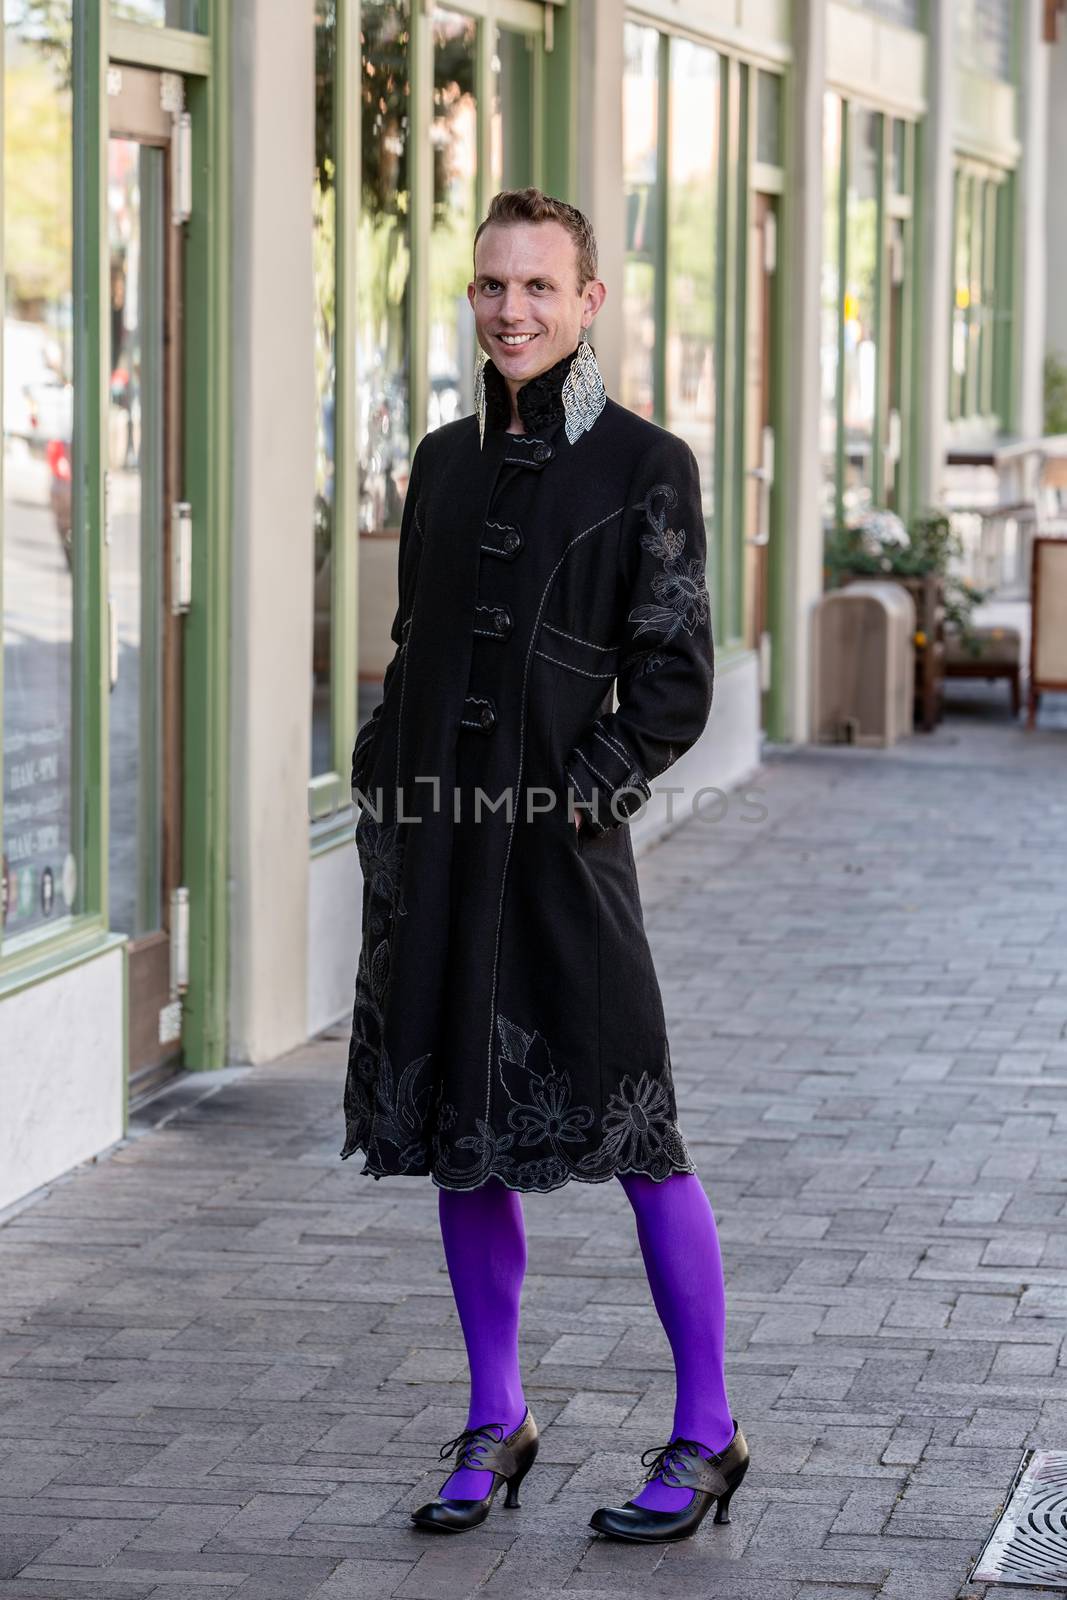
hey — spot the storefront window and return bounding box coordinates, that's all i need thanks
[820,94,843,526]
[842,104,880,519]
[665,36,717,503]
[755,69,782,168]
[823,97,920,521]
[312,0,337,776]
[849,0,921,25]
[950,165,1009,427]
[492,26,534,190]
[427,8,477,435]
[622,21,659,421]
[2,0,81,943]
[358,0,411,537]
[110,0,207,31]
[956,0,1014,81]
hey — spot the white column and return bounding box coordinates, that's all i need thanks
[778,0,827,744]
[1016,0,1049,442]
[229,0,317,1061]
[914,0,954,508]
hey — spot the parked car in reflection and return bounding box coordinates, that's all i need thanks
[47,437,73,569]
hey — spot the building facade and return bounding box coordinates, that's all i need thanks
[0,0,1057,1210]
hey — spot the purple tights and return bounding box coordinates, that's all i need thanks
[435,1169,733,1511]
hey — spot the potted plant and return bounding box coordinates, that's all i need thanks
[824,508,992,649]
[823,508,994,731]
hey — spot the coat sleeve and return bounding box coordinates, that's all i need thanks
[563,434,715,834]
[350,435,429,801]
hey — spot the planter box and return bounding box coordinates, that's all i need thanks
[836,570,945,732]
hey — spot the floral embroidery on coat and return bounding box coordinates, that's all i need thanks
[627,483,711,644]
[353,1011,700,1193]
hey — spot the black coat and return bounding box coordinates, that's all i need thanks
[341,346,715,1192]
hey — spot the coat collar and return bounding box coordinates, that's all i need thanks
[482,342,586,436]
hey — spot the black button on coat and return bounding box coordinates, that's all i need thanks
[343,345,715,1193]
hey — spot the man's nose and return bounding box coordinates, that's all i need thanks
[498,286,528,322]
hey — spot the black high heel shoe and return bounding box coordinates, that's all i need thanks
[410,1407,539,1533]
[588,1419,749,1544]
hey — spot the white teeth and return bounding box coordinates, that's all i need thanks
[499,334,536,345]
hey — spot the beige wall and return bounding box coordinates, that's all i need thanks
[229,0,317,1062]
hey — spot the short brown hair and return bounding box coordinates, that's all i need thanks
[473,188,599,292]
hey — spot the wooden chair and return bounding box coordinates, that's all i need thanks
[943,624,1022,716]
[1027,536,1067,729]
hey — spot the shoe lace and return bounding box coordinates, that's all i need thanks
[438,1421,507,1471]
[639,1436,705,1488]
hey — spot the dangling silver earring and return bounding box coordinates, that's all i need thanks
[474,346,489,450]
[561,333,607,445]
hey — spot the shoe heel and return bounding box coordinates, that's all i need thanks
[503,1441,538,1509]
[713,1459,748,1526]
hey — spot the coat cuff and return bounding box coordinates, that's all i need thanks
[351,715,379,792]
[564,720,652,834]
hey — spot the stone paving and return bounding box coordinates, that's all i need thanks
[2,679,1067,1599]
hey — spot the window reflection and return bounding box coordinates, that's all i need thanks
[820,93,842,526]
[359,0,410,540]
[666,36,717,507]
[428,8,477,436]
[2,2,79,943]
[622,22,659,421]
[950,168,1005,425]
[107,139,165,939]
[842,104,879,519]
[956,0,1014,82]
[756,69,782,168]
[312,0,337,776]
[851,0,920,25]
[110,0,205,31]
[358,0,411,725]
[491,27,534,191]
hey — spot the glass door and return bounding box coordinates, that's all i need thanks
[745,190,777,728]
[107,64,187,1094]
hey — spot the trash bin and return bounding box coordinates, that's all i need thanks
[811,580,915,746]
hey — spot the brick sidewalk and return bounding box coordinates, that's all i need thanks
[2,682,1066,1599]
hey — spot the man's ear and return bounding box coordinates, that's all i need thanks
[582,278,607,325]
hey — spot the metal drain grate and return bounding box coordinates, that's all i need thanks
[972,1451,1067,1586]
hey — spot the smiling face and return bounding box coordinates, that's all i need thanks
[467,219,607,398]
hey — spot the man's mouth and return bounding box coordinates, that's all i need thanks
[496,333,539,348]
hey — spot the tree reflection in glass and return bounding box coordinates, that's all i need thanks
[2,3,79,943]
[428,8,477,436]
[359,0,411,535]
[313,0,337,776]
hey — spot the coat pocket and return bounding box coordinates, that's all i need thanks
[534,620,620,683]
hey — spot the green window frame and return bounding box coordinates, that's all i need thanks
[0,1,230,1071]
[820,95,918,528]
[622,17,759,656]
[310,0,572,840]
[947,157,1013,433]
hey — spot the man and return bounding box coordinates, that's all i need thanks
[344,190,749,1543]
